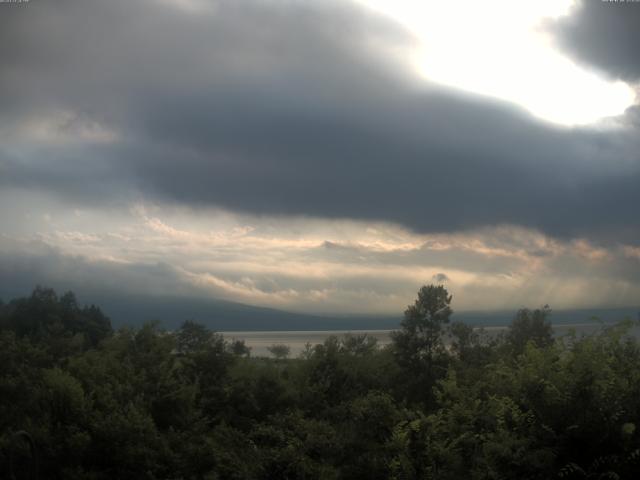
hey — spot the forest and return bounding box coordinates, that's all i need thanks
[1,285,639,479]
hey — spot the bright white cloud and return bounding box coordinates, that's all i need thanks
[358,0,636,126]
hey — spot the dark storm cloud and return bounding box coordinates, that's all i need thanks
[0,241,187,301]
[1,0,640,242]
[550,0,640,82]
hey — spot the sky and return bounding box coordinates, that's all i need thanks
[1,0,639,316]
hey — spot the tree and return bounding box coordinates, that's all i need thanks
[340,333,378,356]
[229,339,251,357]
[175,320,212,355]
[267,343,291,360]
[506,305,553,354]
[392,285,453,368]
[391,285,453,405]
[0,287,112,354]
[449,321,476,356]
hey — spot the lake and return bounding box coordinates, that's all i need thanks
[221,322,627,357]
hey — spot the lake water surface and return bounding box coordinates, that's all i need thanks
[221,322,625,357]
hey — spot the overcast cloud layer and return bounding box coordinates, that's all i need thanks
[1,0,639,238]
[552,0,640,83]
[1,0,639,314]
[2,200,640,314]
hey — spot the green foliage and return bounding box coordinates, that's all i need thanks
[391,285,453,406]
[228,338,251,357]
[1,286,640,479]
[392,285,453,366]
[267,343,291,360]
[507,305,554,354]
[0,286,112,354]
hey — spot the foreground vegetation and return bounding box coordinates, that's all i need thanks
[1,286,639,479]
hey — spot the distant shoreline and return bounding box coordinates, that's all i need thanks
[219,320,626,335]
[219,321,637,357]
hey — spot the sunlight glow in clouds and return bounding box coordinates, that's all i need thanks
[359,0,636,126]
[2,192,639,314]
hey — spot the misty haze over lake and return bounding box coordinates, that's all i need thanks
[223,321,637,356]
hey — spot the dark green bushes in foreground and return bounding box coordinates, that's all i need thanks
[1,285,640,479]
